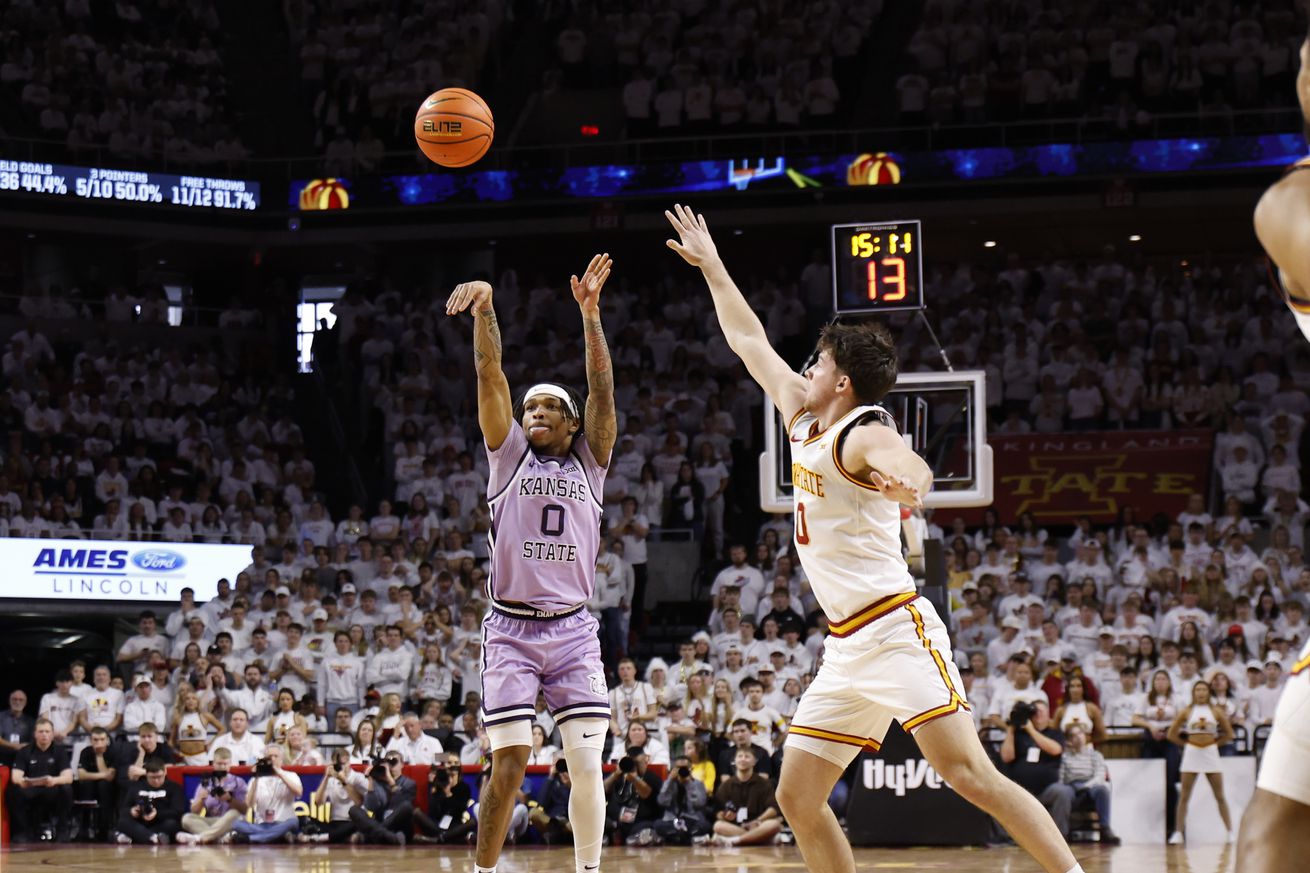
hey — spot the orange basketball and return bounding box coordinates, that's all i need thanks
[414,88,494,168]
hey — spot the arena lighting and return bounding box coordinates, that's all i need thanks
[983,240,997,248]
[1129,234,1142,242]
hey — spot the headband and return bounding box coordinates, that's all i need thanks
[524,383,579,419]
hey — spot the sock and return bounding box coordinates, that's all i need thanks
[1063,865,1085,873]
[475,867,497,873]
[564,744,605,873]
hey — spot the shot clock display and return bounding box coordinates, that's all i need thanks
[830,220,925,314]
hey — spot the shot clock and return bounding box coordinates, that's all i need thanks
[830,220,925,314]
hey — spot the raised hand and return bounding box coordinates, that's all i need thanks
[571,253,612,312]
[869,469,925,510]
[445,281,493,317]
[664,203,720,268]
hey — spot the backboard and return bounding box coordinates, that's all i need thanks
[759,370,993,512]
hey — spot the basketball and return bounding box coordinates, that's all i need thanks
[414,88,494,168]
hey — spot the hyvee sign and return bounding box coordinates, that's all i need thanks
[2,538,251,602]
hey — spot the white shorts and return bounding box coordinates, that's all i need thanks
[1256,671,1310,806]
[1180,742,1222,774]
[786,593,969,769]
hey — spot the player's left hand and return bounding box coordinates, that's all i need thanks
[869,470,924,509]
[571,253,612,311]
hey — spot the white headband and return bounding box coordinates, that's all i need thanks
[524,383,578,419]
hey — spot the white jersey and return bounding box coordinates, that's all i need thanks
[787,404,913,622]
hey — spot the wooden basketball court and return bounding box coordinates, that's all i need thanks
[0,843,1235,872]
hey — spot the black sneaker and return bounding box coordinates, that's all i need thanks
[1101,830,1122,846]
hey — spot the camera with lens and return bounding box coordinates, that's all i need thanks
[618,756,636,774]
[369,758,389,779]
[677,765,691,780]
[430,764,449,787]
[140,795,156,816]
[1009,701,1037,729]
[253,757,276,777]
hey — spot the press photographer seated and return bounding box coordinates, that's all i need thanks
[304,747,369,844]
[1000,699,1071,838]
[348,752,416,845]
[116,756,184,845]
[176,746,249,845]
[605,745,664,843]
[414,752,474,844]
[707,748,783,847]
[524,754,573,847]
[230,745,303,844]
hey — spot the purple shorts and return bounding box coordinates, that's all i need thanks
[481,606,610,728]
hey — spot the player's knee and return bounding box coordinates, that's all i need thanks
[935,754,997,803]
[775,777,819,821]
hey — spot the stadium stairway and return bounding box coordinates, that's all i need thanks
[294,371,368,518]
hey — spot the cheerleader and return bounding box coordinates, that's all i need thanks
[1167,680,1236,844]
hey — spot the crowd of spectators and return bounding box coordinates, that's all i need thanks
[0,0,249,166]
[282,0,504,171]
[521,0,884,137]
[899,0,1306,131]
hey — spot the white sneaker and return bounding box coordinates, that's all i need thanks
[1168,831,1184,845]
[116,833,133,845]
[175,832,200,845]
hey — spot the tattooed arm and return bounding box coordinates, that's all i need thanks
[571,254,616,466]
[445,280,513,451]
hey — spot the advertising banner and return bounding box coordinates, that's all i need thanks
[988,430,1214,524]
[0,538,252,602]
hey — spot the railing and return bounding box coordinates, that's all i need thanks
[2,108,1300,183]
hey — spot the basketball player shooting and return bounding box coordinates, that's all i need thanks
[665,205,1083,873]
[1238,30,1310,873]
[445,254,616,873]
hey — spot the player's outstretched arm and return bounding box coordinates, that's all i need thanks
[841,424,932,509]
[572,253,617,466]
[665,203,807,421]
[1256,37,1310,310]
[446,280,513,451]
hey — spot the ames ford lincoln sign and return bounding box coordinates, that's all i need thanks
[8,539,252,602]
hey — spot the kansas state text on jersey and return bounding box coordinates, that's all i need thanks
[486,422,606,611]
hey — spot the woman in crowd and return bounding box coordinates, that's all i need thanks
[349,718,384,764]
[1053,674,1108,744]
[526,723,558,766]
[265,687,308,746]
[171,688,224,765]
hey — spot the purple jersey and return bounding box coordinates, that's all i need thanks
[485,422,606,611]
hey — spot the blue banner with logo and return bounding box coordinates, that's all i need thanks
[0,537,252,602]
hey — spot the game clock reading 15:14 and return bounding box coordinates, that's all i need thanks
[830,220,925,315]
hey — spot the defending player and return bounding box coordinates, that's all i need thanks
[445,254,615,873]
[1239,32,1310,873]
[665,205,1083,873]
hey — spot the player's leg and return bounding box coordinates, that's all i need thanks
[776,656,871,873]
[1204,772,1233,835]
[913,713,1078,873]
[543,609,611,873]
[477,613,544,871]
[1238,673,1310,871]
[1237,790,1310,872]
[559,719,607,873]
[775,746,851,870]
[476,732,531,867]
[1173,772,1198,841]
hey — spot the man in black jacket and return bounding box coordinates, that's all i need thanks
[526,754,573,845]
[414,752,475,844]
[116,757,185,845]
[715,719,772,781]
[349,752,415,844]
[6,718,73,842]
[109,722,176,799]
[604,745,663,843]
[1000,699,1070,837]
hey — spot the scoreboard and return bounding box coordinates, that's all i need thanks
[831,220,925,314]
[0,159,260,211]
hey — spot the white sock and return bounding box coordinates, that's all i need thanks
[564,744,605,873]
[475,866,497,873]
[1063,865,1085,873]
